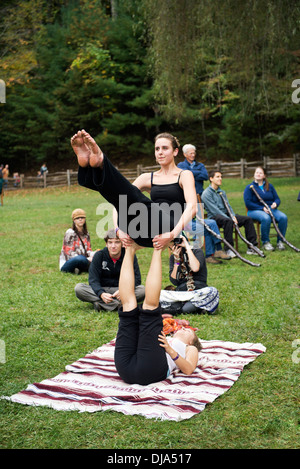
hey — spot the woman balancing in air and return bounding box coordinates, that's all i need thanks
[71,129,197,249]
[114,242,200,384]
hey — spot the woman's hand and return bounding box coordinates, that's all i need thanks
[158,331,173,355]
[152,232,174,250]
[170,243,181,261]
[117,228,133,247]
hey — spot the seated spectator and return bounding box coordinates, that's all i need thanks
[178,144,229,264]
[244,167,288,251]
[178,144,208,196]
[59,208,94,273]
[202,170,259,258]
[160,236,219,315]
[75,229,145,312]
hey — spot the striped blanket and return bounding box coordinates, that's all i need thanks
[3,338,266,421]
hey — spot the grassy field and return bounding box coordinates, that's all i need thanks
[0,177,299,449]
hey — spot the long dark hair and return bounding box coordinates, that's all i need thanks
[72,220,88,236]
[177,247,195,291]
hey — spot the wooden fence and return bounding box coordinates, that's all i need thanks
[121,154,300,182]
[3,154,300,190]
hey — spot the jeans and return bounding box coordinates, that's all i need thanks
[114,305,168,385]
[247,209,288,244]
[60,255,90,273]
[185,218,222,256]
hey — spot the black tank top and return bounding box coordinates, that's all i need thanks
[150,172,185,210]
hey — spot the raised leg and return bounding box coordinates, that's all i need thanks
[119,243,143,311]
[142,248,163,310]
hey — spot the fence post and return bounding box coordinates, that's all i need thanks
[263,156,269,173]
[293,154,298,177]
[43,172,47,188]
[20,174,24,189]
[67,169,71,186]
[137,164,142,177]
[240,158,246,178]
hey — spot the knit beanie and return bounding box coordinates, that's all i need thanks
[72,208,86,220]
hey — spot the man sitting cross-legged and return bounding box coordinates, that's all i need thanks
[75,229,145,312]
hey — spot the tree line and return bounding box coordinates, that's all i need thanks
[0,0,299,172]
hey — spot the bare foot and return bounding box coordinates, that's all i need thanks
[70,130,90,167]
[81,130,104,168]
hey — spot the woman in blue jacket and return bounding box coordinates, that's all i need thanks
[244,167,288,251]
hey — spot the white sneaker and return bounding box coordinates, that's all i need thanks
[263,242,274,251]
[277,240,285,251]
[246,248,258,255]
[226,249,236,258]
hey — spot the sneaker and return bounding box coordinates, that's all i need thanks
[206,256,222,264]
[246,248,258,255]
[277,240,285,251]
[214,250,231,260]
[263,242,274,251]
[225,249,236,258]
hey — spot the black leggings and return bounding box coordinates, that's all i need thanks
[114,305,168,385]
[78,155,178,247]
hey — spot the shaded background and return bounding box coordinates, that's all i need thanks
[0,0,299,174]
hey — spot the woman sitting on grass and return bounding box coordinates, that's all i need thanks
[114,242,201,385]
[59,208,94,274]
[160,235,219,315]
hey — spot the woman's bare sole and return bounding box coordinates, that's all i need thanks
[71,129,103,168]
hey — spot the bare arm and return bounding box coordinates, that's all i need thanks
[158,333,198,375]
[180,236,200,272]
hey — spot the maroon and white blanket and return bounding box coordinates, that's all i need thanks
[2,338,266,421]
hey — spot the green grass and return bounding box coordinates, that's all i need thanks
[0,178,299,449]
